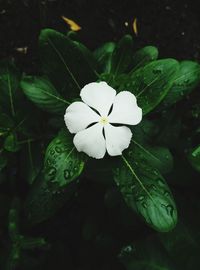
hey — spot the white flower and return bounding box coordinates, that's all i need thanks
[64,82,142,159]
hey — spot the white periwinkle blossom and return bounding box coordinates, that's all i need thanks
[64,82,142,159]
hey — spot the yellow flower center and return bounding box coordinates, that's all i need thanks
[100,117,108,125]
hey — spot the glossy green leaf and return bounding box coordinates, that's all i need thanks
[114,146,177,232]
[120,59,179,114]
[73,41,100,73]
[160,60,200,108]
[25,130,86,224]
[39,28,97,99]
[131,46,159,70]
[110,35,133,75]
[0,60,21,116]
[188,145,200,172]
[132,139,173,174]
[21,76,68,114]
[94,42,116,73]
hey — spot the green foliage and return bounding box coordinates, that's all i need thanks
[160,60,200,108]
[110,35,133,75]
[114,143,177,232]
[21,76,68,114]
[1,29,200,269]
[131,45,159,70]
[0,60,21,116]
[120,59,179,114]
[93,42,116,73]
[25,130,86,225]
[39,28,98,99]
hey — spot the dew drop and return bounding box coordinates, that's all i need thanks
[64,169,70,179]
[166,204,174,216]
[137,195,144,201]
[163,190,170,197]
[142,202,147,208]
[153,68,162,74]
[157,179,165,187]
[48,167,56,178]
[55,146,62,153]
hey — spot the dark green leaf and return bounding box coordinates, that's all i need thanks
[73,40,100,73]
[21,76,68,114]
[0,60,21,116]
[39,28,97,99]
[160,60,200,108]
[131,46,159,70]
[4,133,20,152]
[132,119,160,144]
[25,130,86,224]
[120,59,179,114]
[44,130,85,187]
[110,35,133,75]
[114,146,177,232]
[188,145,200,172]
[132,139,173,174]
[155,110,181,147]
[94,42,116,73]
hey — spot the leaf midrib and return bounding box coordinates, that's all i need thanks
[47,37,81,90]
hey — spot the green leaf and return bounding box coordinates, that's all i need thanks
[120,59,179,114]
[131,46,159,70]
[4,133,20,152]
[73,40,100,73]
[25,130,86,225]
[21,76,68,114]
[160,60,200,108]
[114,147,177,232]
[0,60,21,116]
[188,145,200,172]
[131,119,160,144]
[132,139,173,174]
[110,35,133,75]
[44,130,85,187]
[39,28,97,99]
[93,42,116,73]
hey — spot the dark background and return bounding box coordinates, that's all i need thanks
[1,0,200,71]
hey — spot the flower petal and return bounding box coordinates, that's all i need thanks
[64,102,100,133]
[80,82,116,116]
[73,123,106,159]
[108,91,142,125]
[104,124,132,156]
